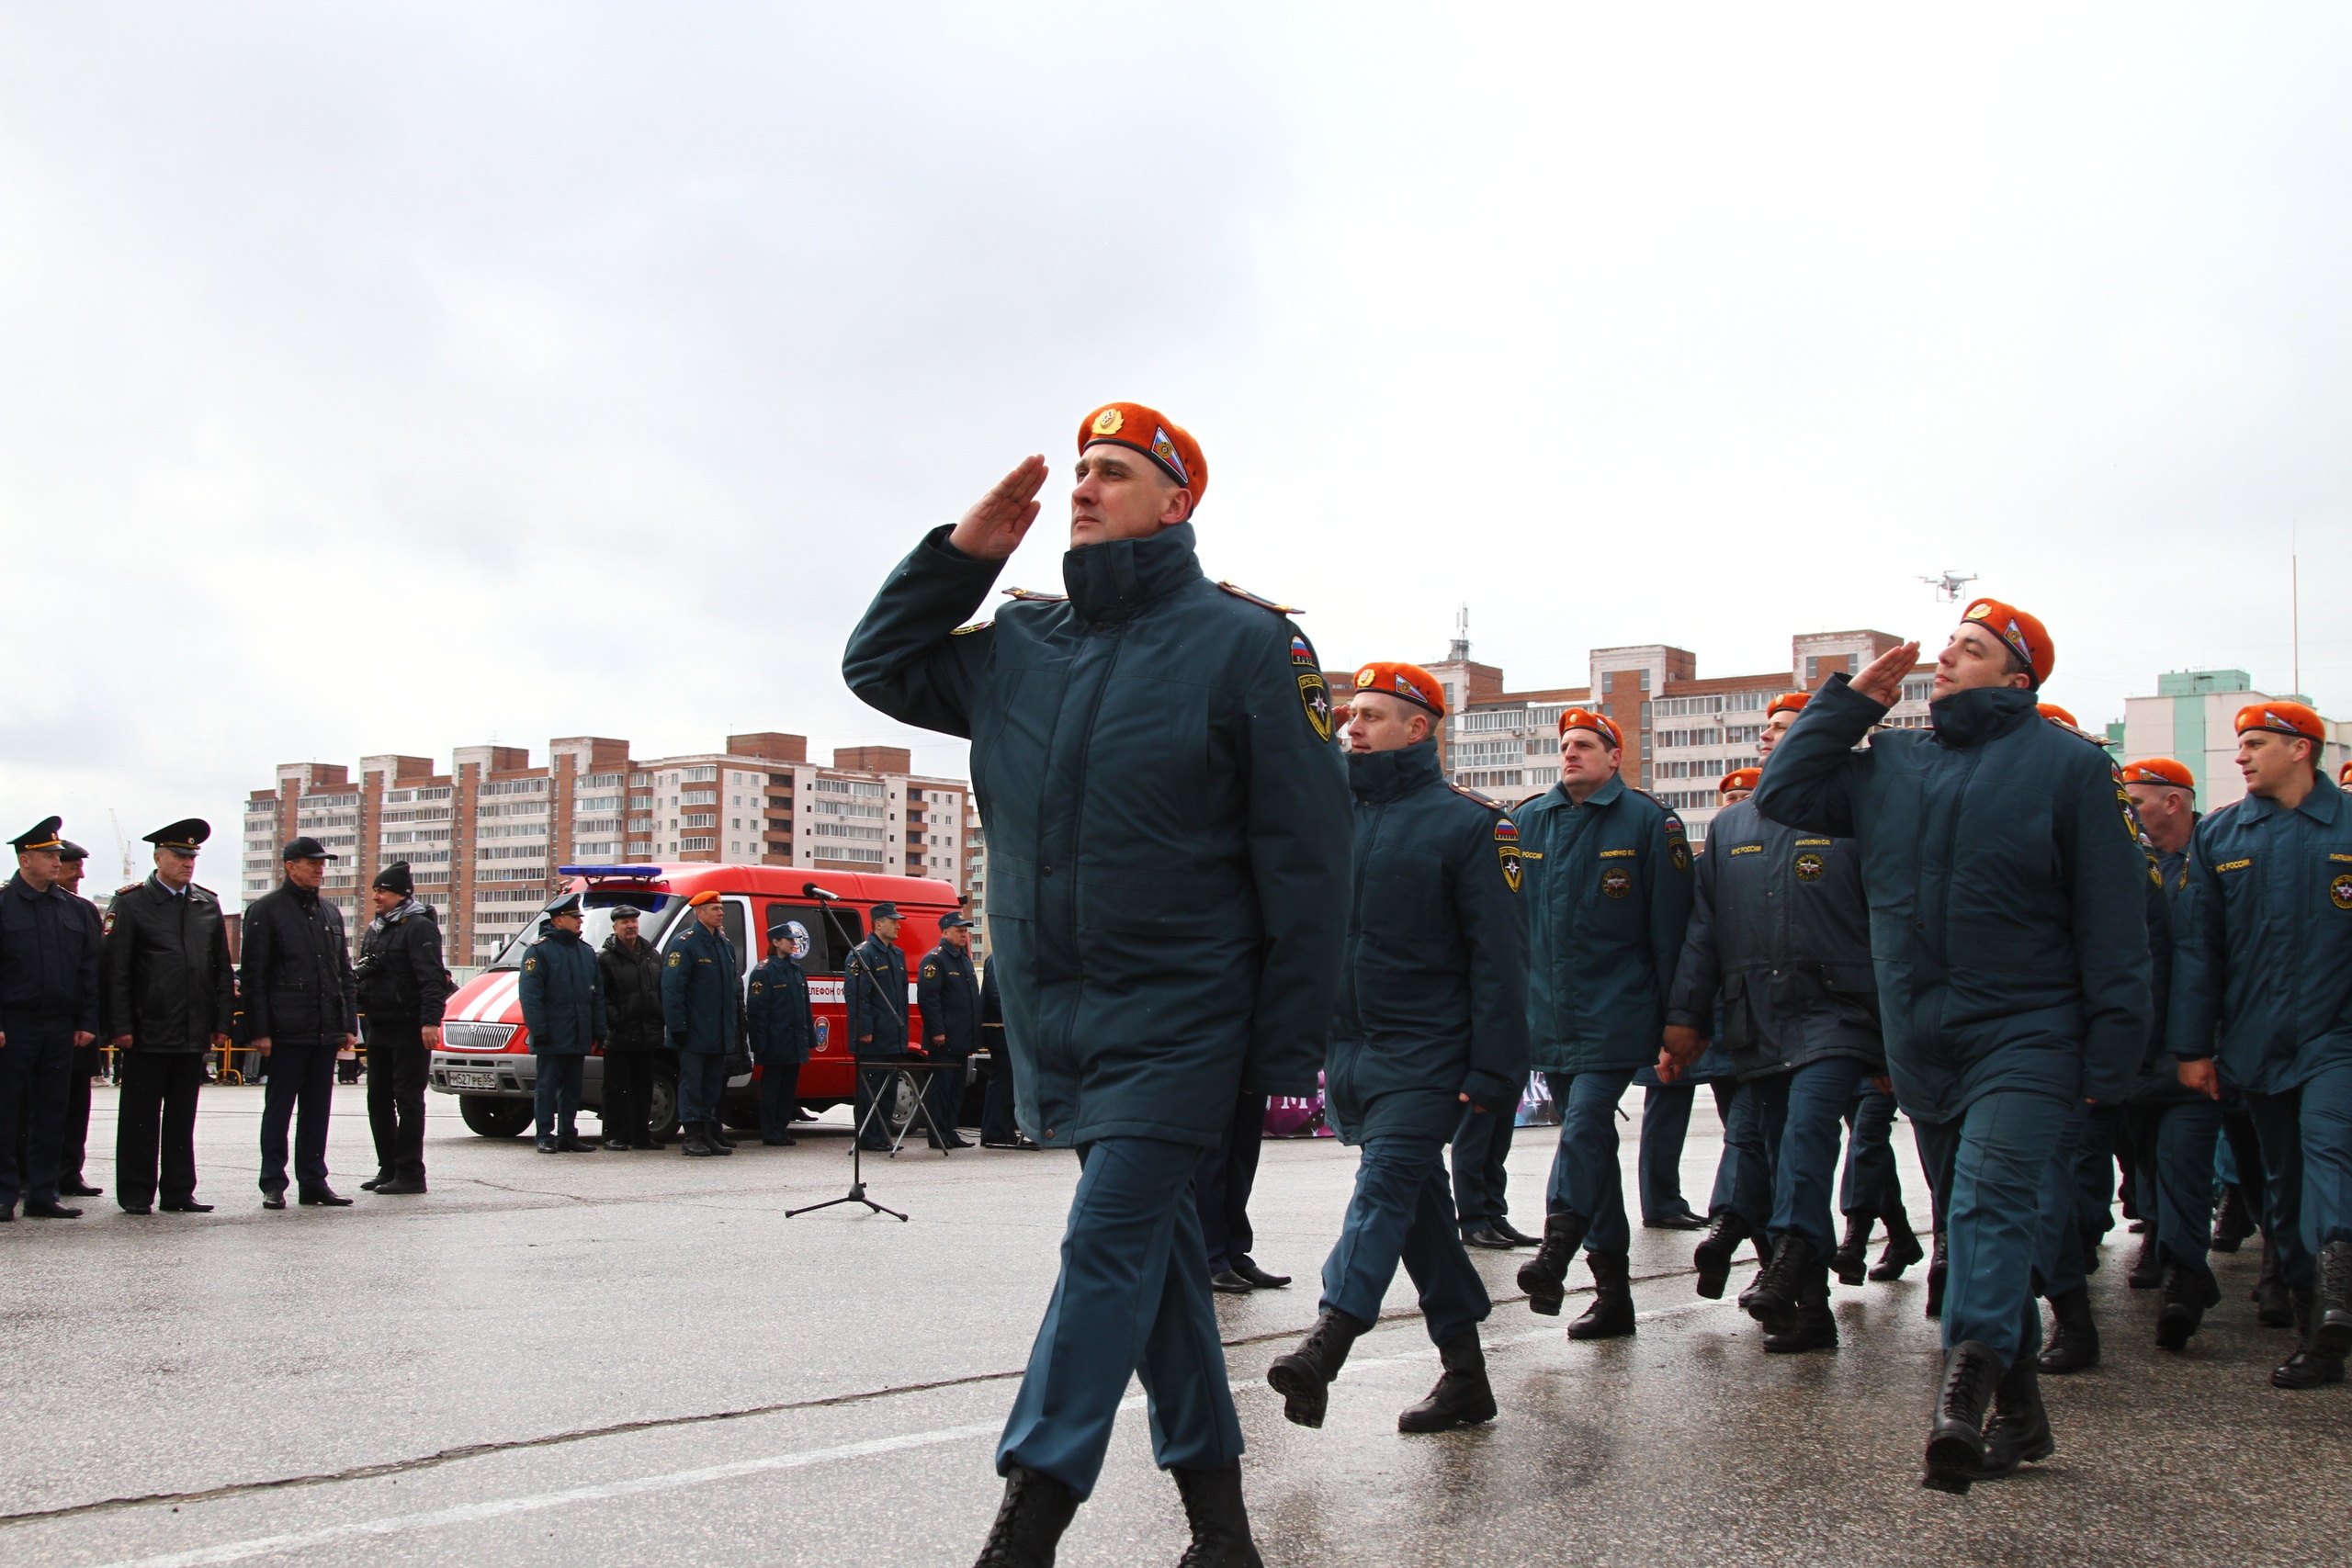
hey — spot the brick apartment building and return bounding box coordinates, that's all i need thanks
[241,733,978,967]
[2121,669,2349,810]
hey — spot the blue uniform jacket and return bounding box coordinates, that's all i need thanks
[2168,773,2352,1096]
[1516,773,1694,1076]
[1666,797,1883,1078]
[2122,843,2195,1105]
[916,941,983,1056]
[842,522,1351,1149]
[843,933,910,1054]
[517,927,605,1055]
[1325,742,1530,1145]
[0,874,101,1034]
[746,954,815,1066]
[1751,676,2154,1121]
[662,919,741,1055]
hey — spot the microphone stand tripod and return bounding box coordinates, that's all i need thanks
[786,1065,908,1222]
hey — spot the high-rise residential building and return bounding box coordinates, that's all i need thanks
[2121,670,2347,811]
[243,731,976,968]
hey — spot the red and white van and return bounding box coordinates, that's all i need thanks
[430,863,963,1137]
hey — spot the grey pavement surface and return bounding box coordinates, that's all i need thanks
[3,1084,2347,1567]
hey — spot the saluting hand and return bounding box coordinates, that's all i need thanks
[1851,641,1920,707]
[947,456,1049,562]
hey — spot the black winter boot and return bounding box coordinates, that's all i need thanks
[1266,1308,1370,1428]
[1516,1212,1589,1316]
[1871,1211,1926,1281]
[973,1465,1079,1568]
[2126,1229,2162,1290]
[2211,1183,2256,1253]
[1397,1333,1497,1433]
[2314,1239,2352,1359]
[1568,1250,1637,1340]
[1980,1355,2053,1477]
[1744,1235,1819,1337]
[2037,1285,2099,1373]
[1171,1463,1263,1568]
[1921,1340,2004,1494]
[2254,1240,2294,1326]
[2271,1289,2347,1390]
[1762,1259,1838,1354]
[1692,1213,1748,1300]
[1925,1231,1948,1320]
[2155,1260,2222,1352]
[1832,1213,1873,1286]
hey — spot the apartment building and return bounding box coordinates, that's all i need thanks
[243,732,977,965]
[2121,669,2348,811]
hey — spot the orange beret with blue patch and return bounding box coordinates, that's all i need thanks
[1557,708,1623,748]
[1080,403,1205,510]
[1960,597,2054,687]
[2235,701,2324,743]
[1766,692,1809,717]
[2120,758,2195,790]
[1351,661,1445,718]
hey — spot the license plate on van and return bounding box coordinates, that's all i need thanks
[447,1070,500,1089]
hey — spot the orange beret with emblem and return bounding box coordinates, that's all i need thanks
[1720,767,1762,794]
[2120,758,2195,790]
[1959,596,2054,687]
[1351,661,1445,718]
[2235,700,2324,744]
[1766,692,1809,717]
[1557,708,1623,748]
[1080,403,1205,512]
[687,890,722,908]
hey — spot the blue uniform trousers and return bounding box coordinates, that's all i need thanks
[1451,1088,1521,1231]
[921,1056,968,1144]
[1943,1089,2077,1361]
[1914,1114,1961,1233]
[1193,1093,1268,1274]
[1748,1058,1871,1253]
[0,1019,74,1210]
[758,1062,802,1141]
[2136,1098,2225,1281]
[1707,1077,1770,1233]
[999,1137,1242,1496]
[2246,1063,2352,1291]
[258,1041,337,1195]
[1542,1068,1636,1252]
[1839,1085,1905,1220]
[534,1055,585,1138]
[677,1050,727,1128]
[1637,1082,1703,1223]
[1320,1134,1491,1346]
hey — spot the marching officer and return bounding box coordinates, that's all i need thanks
[915,910,981,1149]
[663,890,741,1157]
[0,818,103,1221]
[2171,702,2352,1389]
[845,403,1347,1566]
[104,819,234,1214]
[747,919,816,1145]
[1513,707,1695,1340]
[519,893,605,1153]
[51,840,107,1200]
[1755,599,2151,1492]
[1266,662,1527,1434]
[354,861,446,1194]
[844,902,910,1153]
[239,836,358,1208]
[596,906,667,1148]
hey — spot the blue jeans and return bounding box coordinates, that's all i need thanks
[1840,1083,1904,1219]
[677,1051,728,1127]
[1321,1135,1491,1346]
[1708,1078,1770,1232]
[258,1041,338,1194]
[998,1137,1242,1497]
[1944,1090,2076,1361]
[2247,1062,2352,1291]
[1749,1057,1870,1254]
[1542,1067,1636,1252]
[534,1054,584,1138]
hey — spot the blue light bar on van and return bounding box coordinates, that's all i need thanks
[559,865,666,881]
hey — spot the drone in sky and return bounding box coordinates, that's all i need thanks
[1918,570,1977,603]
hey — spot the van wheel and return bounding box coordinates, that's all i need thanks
[459,1096,533,1138]
[649,1072,681,1139]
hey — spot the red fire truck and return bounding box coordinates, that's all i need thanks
[430,863,963,1137]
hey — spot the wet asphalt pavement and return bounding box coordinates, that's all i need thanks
[4,1087,2346,1567]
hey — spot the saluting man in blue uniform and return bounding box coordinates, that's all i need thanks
[1755,597,2152,1493]
[1513,707,1695,1341]
[2170,701,2352,1389]
[844,402,1347,1567]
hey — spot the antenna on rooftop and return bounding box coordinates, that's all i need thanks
[1919,570,1976,603]
[1449,604,1470,662]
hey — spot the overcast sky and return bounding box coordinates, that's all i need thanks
[3,4,2346,893]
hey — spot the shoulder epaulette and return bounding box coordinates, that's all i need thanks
[1001,586,1067,603]
[192,883,217,897]
[1216,581,1303,615]
[117,883,141,897]
[1446,781,1505,809]
[950,620,992,636]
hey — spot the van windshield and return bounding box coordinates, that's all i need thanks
[484,892,686,971]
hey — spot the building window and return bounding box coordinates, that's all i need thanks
[682,836,716,852]
[683,766,718,783]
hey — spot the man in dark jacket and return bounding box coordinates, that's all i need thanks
[748,919,816,1145]
[51,840,108,1200]
[662,890,741,1157]
[1753,599,2152,1493]
[843,403,1347,1565]
[1267,662,1527,1437]
[239,837,359,1209]
[844,903,910,1153]
[354,861,446,1194]
[105,819,234,1214]
[2170,703,2352,1390]
[596,906,665,1148]
[1,818,103,1221]
[915,910,980,1149]
[519,893,605,1153]
[1513,708,1695,1341]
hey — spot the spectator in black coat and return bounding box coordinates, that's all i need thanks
[354,861,447,1196]
[239,838,358,1208]
[597,907,667,1148]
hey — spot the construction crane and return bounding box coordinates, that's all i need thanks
[1918,570,1976,603]
[108,809,135,886]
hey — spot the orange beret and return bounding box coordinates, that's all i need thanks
[1720,767,1762,794]
[2235,701,2324,744]
[1766,692,1809,717]
[2120,758,2195,790]
[2341,759,2352,786]
[1080,403,1205,508]
[1557,708,1623,748]
[2036,702,2078,728]
[1960,597,2053,687]
[1351,661,1445,718]
[686,890,722,908]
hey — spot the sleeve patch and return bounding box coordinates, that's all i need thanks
[1494,818,1522,893]
[1297,670,1334,742]
[667,950,683,966]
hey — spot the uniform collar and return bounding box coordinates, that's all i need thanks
[2241,771,2342,826]
[1553,773,1626,811]
[1348,740,1443,804]
[1928,685,2037,749]
[1061,524,1204,626]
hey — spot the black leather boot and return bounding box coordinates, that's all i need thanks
[1744,1235,1818,1337]
[1925,1231,1948,1320]
[2314,1238,2352,1359]
[972,1464,1079,1568]
[1692,1213,1748,1300]
[2254,1240,2294,1326]
[1831,1213,1873,1286]
[1921,1340,2003,1494]
[2210,1183,2256,1253]
[1871,1211,1926,1281]
[1568,1250,1636,1340]
[2126,1229,2162,1290]
[2155,1260,2222,1352]
[1397,1332,1497,1433]
[1980,1355,2053,1477]
[2036,1285,2099,1373]
[1266,1308,1370,1428]
[1515,1212,1589,1317]
[707,1122,737,1150]
[681,1123,717,1156]
[1171,1463,1262,1568]
[2271,1289,2347,1390]
[1762,1259,1838,1354]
